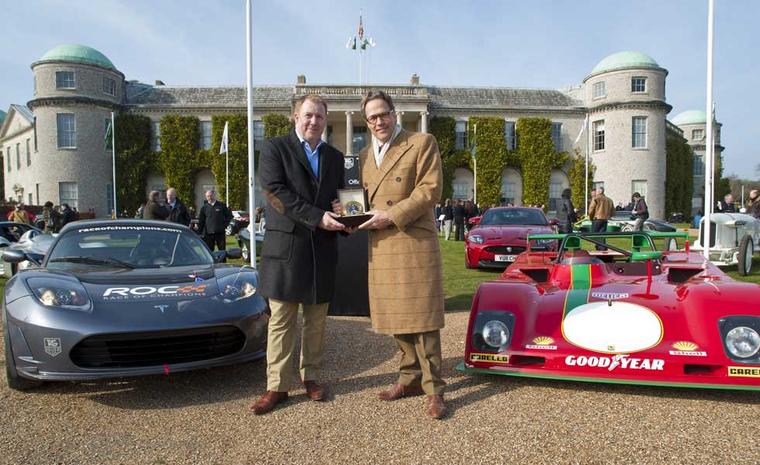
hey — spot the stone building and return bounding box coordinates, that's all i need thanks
[0,45,714,219]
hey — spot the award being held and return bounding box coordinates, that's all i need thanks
[335,188,373,227]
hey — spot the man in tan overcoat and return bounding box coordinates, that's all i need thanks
[356,90,447,419]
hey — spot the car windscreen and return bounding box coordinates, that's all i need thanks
[46,225,213,270]
[480,209,548,226]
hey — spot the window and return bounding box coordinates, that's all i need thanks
[28,193,33,205]
[253,121,264,149]
[152,121,161,151]
[551,123,562,151]
[103,77,115,96]
[56,71,75,89]
[33,116,38,152]
[504,121,517,151]
[631,180,647,199]
[549,182,563,212]
[352,126,368,154]
[593,120,605,151]
[455,121,468,150]
[592,81,606,99]
[16,143,20,169]
[632,116,647,148]
[501,181,516,205]
[59,182,78,209]
[692,129,704,141]
[200,121,212,150]
[693,154,705,176]
[631,77,647,93]
[26,139,30,166]
[57,113,76,148]
[6,146,10,172]
[106,184,114,217]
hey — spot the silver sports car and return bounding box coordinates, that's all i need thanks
[2,220,268,390]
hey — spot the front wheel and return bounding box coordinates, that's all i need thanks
[738,235,754,276]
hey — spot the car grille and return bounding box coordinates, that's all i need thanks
[699,221,716,248]
[485,245,525,254]
[70,326,245,369]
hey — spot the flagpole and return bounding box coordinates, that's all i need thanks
[703,0,714,260]
[111,111,117,219]
[584,115,589,214]
[225,147,229,206]
[246,0,257,268]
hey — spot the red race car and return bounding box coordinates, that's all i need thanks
[460,231,760,391]
[465,207,557,269]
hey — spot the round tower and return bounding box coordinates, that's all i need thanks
[27,44,125,216]
[583,51,670,218]
[672,110,723,214]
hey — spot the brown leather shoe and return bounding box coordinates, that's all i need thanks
[303,380,326,401]
[377,383,425,401]
[426,395,447,419]
[250,391,288,415]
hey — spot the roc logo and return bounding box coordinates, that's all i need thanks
[177,284,206,294]
[526,336,557,350]
[669,341,707,357]
[728,367,760,378]
[470,353,509,364]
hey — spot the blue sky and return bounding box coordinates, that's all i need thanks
[3,0,757,178]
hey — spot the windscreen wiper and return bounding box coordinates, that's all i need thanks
[49,256,136,269]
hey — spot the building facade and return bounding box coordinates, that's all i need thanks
[1,45,714,219]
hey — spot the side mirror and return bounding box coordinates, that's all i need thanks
[225,247,242,260]
[468,216,481,226]
[548,218,559,226]
[2,250,26,264]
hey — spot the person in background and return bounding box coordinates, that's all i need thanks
[631,192,649,231]
[197,190,233,251]
[717,193,736,213]
[587,187,614,250]
[9,204,31,224]
[442,199,453,240]
[41,201,58,233]
[557,188,576,233]
[453,199,466,241]
[747,190,760,219]
[165,187,191,226]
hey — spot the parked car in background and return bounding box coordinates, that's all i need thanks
[1,229,55,277]
[236,223,265,263]
[692,212,760,275]
[575,213,677,233]
[0,222,43,248]
[226,211,250,236]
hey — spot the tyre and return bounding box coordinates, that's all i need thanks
[664,237,678,251]
[738,235,753,276]
[241,241,250,262]
[3,310,41,390]
[225,225,233,236]
[621,224,634,232]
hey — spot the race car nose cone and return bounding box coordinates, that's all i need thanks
[563,301,663,354]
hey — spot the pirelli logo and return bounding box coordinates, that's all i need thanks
[470,353,509,364]
[727,366,760,378]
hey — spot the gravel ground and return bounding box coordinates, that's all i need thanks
[1,311,759,465]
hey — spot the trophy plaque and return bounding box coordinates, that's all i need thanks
[336,188,373,227]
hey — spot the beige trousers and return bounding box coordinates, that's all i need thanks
[394,330,445,395]
[266,299,329,392]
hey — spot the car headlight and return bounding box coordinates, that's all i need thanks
[482,320,510,348]
[725,326,760,358]
[26,277,91,311]
[469,235,484,244]
[218,269,258,303]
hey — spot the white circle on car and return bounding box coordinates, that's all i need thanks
[563,301,663,354]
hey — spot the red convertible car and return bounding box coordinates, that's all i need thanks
[460,231,760,391]
[465,207,556,269]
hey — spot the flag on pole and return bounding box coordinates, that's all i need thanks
[346,14,375,51]
[104,119,113,151]
[219,121,229,154]
[574,116,588,145]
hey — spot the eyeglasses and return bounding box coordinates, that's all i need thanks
[365,111,394,125]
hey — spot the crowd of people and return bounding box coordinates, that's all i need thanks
[5,202,78,233]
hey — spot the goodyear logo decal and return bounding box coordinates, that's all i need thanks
[470,353,509,364]
[728,367,760,378]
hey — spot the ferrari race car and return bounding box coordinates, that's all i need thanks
[2,220,269,390]
[460,231,760,391]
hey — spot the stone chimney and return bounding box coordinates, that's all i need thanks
[410,74,420,85]
[297,75,306,85]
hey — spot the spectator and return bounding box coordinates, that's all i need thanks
[453,199,466,241]
[41,201,58,233]
[197,189,233,251]
[748,190,760,219]
[143,190,170,221]
[165,187,191,226]
[557,188,577,233]
[442,199,453,240]
[9,204,31,224]
[59,203,76,229]
[717,193,736,213]
[631,193,649,231]
[434,202,442,233]
[587,187,614,250]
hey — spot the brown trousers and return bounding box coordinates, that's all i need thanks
[394,330,445,395]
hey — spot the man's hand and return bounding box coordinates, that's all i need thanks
[358,210,393,230]
[319,211,345,231]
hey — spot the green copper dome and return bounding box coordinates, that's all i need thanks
[671,110,707,126]
[591,51,660,74]
[35,44,116,70]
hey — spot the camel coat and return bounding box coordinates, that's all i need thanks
[359,129,445,335]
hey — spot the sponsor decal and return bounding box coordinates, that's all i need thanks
[77,226,182,234]
[728,367,760,378]
[347,178,360,185]
[344,158,355,170]
[526,336,557,350]
[564,354,665,371]
[669,341,707,357]
[154,304,169,313]
[44,338,62,357]
[103,284,206,300]
[470,353,509,364]
[591,292,630,300]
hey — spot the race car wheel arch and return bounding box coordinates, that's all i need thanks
[3,310,41,391]
[737,235,753,276]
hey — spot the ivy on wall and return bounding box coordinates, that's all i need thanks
[210,115,250,210]
[263,114,292,140]
[430,117,470,201]
[665,133,694,215]
[469,117,508,207]
[567,148,595,214]
[516,118,567,207]
[114,114,154,214]
[157,115,209,208]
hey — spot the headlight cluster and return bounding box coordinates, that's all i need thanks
[482,320,510,348]
[219,269,258,303]
[471,310,515,352]
[725,326,760,359]
[27,277,91,311]
[468,235,484,244]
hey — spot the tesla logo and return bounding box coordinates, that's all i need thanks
[154,305,169,313]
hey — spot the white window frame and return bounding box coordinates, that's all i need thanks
[55,71,76,89]
[16,143,20,170]
[504,121,517,151]
[631,76,647,93]
[253,121,265,149]
[455,121,468,151]
[152,121,161,152]
[632,116,647,149]
[5,146,10,172]
[691,129,704,141]
[551,122,562,151]
[501,180,516,205]
[57,113,77,149]
[593,120,605,151]
[103,77,116,96]
[592,81,606,99]
[631,180,647,199]
[200,121,212,150]
[26,139,31,166]
[59,182,79,210]
[693,154,705,176]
